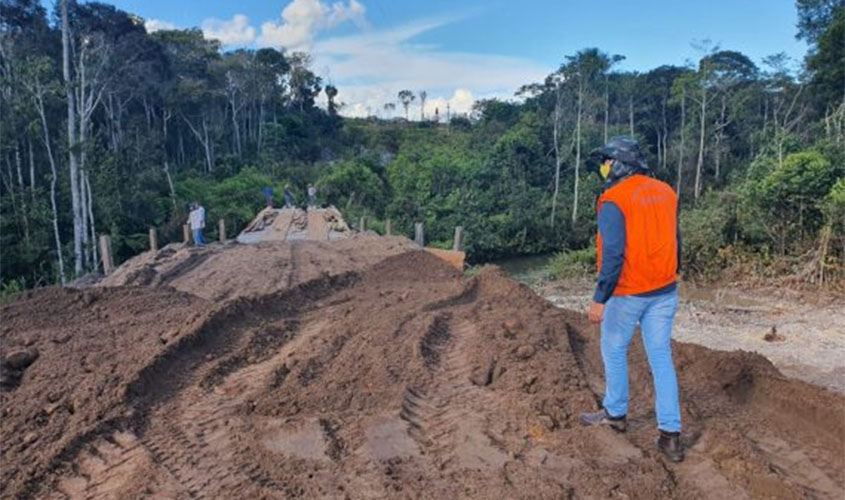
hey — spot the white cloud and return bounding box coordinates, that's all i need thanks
[311,18,548,119]
[145,18,177,33]
[201,14,257,46]
[146,5,549,120]
[257,0,367,50]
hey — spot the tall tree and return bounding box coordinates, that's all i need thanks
[61,0,84,275]
[690,40,719,200]
[398,89,414,120]
[418,90,427,120]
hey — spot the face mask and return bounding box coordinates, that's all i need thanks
[600,159,614,180]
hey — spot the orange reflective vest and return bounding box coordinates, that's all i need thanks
[596,174,678,296]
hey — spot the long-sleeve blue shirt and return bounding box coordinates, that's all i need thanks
[593,202,682,304]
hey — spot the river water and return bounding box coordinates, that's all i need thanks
[489,254,554,286]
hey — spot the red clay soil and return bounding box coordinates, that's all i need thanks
[96,234,417,302]
[0,286,214,498]
[2,247,843,499]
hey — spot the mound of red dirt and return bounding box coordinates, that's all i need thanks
[0,286,213,498]
[2,246,843,499]
[97,234,417,302]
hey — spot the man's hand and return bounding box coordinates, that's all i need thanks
[588,301,605,324]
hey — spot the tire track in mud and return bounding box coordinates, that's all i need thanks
[54,323,306,499]
[401,317,508,470]
[47,273,358,499]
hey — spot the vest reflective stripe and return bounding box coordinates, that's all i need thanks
[596,174,678,296]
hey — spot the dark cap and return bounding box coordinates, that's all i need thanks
[589,135,649,172]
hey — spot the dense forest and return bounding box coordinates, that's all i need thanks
[1,0,843,292]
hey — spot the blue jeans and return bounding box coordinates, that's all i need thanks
[192,229,205,246]
[601,289,681,432]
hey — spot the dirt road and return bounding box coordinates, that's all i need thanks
[2,242,843,499]
[540,277,845,393]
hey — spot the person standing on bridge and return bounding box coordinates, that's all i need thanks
[307,184,317,207]
[262,186,275,208]
[188,201,206,247]
[578,136,684,463]
[283,185,295,209]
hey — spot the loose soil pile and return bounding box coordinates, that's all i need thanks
[96,234,416,302]
[2,243,843,499]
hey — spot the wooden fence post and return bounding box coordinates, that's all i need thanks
[183,224,191,244]
[414,222,424,246]
[385,219,392,236]
[453,226,464,251]
[99,235,114,275]
[218,219,227,242]
[149,227,158,252]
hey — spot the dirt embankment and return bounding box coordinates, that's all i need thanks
[96,234,417,302]
[0,286,214,498]
[540,277,845,393]
[2,245,843,499]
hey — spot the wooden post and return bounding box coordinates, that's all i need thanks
[385,219,392,236]
[358,216,366,232]
[99,235,114,275]
[414,222,424,246]
[218,219,226,242]
[453,226,464,251]
[183,224,191,244]
[149,227,158,252]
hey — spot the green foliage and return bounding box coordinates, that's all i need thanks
[2,0,844,289]
[823,177,845,248]
[806,4,845,112]
[0,279,25,304]
[317,158,386,214]
[679,193,737,278]
[548,246,596,279]
[823,176,845,216]
[176,167,281,236]
[741,150,839,253]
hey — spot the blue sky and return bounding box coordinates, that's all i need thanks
[68,0,808,117]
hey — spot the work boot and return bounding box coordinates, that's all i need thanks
[579,409,627,432]
[657,430,684,463]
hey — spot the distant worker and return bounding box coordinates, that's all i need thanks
[307,184,317,207]
[283,185,295,209]
[262,186,275,208]
[578,136,684,463]
[188,202,206,246]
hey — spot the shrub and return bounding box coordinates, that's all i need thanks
[548,245,596,279]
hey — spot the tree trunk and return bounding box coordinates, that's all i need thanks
[715,95,727,181]
[28,139,35,204]
[603,76,609,143]
[80,164,90,269]
[203,116,214,171]
[62,0,84,276]
[36,87,67,284]
[714,132,722,182]
[161,109,177,209]
[257,100,265,155]
[628,95,634,136]
[14,143,30,245]
[676,88,686,197]
[183,114,214,172]
[85,171,99,271]
[550,85,563,226]
[656,130,662,171]
[662,97,669,171]
[694,86,707,200]
[178,126,186,165]
[572,78,583,225]
[230,96,242,159]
